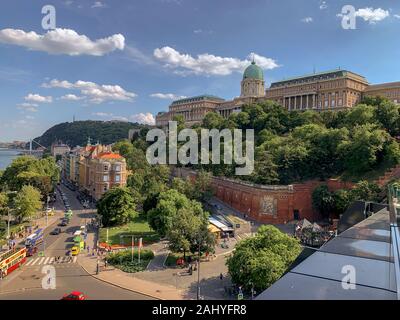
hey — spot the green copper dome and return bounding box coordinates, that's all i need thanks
[243,61,264,81]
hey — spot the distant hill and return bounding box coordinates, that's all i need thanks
[31,120,147,149]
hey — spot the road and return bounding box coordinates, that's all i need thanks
[0,184,154,300]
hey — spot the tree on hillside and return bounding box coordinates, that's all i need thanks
[251,151,279,185]
[344,104,376,128]
[312,185,335,219]
[97,187,139,227]
[350,181,381,203]
[341,124,390,175]
[202,112,225,130]
[226,225,301,292]
[14,185,43,223]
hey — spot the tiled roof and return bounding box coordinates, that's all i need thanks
[95,152,124,160]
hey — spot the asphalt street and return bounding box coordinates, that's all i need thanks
[0,184,154,300]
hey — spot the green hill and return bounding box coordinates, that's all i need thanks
[31,120,147,149]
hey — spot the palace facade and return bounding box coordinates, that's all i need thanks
[155,62,400,127]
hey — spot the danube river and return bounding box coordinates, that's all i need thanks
[0,148,20,170]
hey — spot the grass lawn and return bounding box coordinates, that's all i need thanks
[99,216,160,246]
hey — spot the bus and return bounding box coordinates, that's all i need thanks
[0,247,26,278]
[25,228,44,256]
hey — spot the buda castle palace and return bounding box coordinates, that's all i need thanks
[155,60,400,127]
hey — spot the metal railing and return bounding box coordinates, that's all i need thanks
[388,183,400,300]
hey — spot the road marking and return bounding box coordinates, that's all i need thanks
[73,256,77,263]
[25,258,34,266]
[30,257,41,266]
[48,257,54,264]
[37,257,46,265]
[43,257,50,265]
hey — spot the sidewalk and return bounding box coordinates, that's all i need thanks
[1,210,63,251]
[78,228,185,300]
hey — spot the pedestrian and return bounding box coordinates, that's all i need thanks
[87,245,90,254]
[220,273,223,281]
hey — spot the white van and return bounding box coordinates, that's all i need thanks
[73,230,82,237]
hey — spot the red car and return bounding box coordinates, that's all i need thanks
[61,291,87,300]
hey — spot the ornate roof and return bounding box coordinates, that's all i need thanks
[243,61,264,81]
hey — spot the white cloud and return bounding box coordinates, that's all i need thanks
[301,17,313,23]
[91,112,129,122]
[92,112,113,117]
[17,102,39,112]
[130,113,155,125]
[355,8,390,24]
[25,115,35,120]
[150,93,187,100]
[91,1,106,8]
[0,28,125,56]
[153,46,279,76]
[394,14,400,19]
[42,79,137,104]
[60,94,84,101]
[24,93,52,103]
[319,1,327,10]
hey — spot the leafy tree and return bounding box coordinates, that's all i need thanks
[147,189,191,237]
[166,207,208,259]
[97,187,139,227]
[226,225,301,292]
[171,177,195,199]
[341,124,390,175]
[202,112,225,130]
[333,189,351,215]
[13,185,43,223]
[312,185,335,218]
[193,170,213,201]
[350,181,381,202]
[0,192,9,216]
[251,151,279,185]
[113,140,135,159]
[374,100,400,136]
[344,104,376,128]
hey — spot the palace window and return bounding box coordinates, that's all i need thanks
[103,175,109,182]
[115,174,121,182]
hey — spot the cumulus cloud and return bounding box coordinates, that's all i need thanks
[319,1,327,10]
[0,28,125,56]
[17,102,39,112]
[60,94,84,101]
[42,79,137,104]
[353,8,390,24]
[394,14,400,19]
[301,17,313,23]
[336,7,390,24]
[150,93,187,100]
[24,93,52,103]
[92,1,106,8]
[130,113,155,125]
[153,46,279,76]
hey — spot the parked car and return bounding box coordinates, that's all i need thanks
[50,228,62,235]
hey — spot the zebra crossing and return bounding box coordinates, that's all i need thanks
[25,256,77,266]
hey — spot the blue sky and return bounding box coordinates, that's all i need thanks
[1,0,400,141]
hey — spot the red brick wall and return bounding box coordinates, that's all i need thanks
[172,168,354,225]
